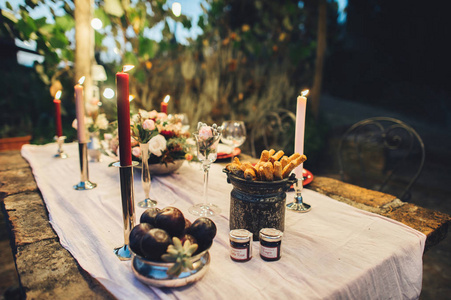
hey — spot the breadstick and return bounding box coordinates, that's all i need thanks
[268,149,276,156]
[270,150,284,163]
[282,155,308,178]
[241,162,257,174]
[259,150,270,162]
[228,163,244,177]
[258,166,265,180]
[263,162,274,181]
[273,161,283,180]
[287,153,301,163]
[280,156,289,169]
[233,156,242,166]
[282,161,297,178]
[244,168,257,181]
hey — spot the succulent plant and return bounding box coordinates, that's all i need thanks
[161,237,198,277]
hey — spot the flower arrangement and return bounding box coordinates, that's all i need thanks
[72,113,110,134]
[107,109,192,165]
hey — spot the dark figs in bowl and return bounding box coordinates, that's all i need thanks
[187,217,217,246]
[141,228,171,261]
[129,223,154,257]
[140,207,161,226]
[155,207,186,238]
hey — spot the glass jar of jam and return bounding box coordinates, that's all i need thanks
[259,228,283,261]
[229,229,253,262]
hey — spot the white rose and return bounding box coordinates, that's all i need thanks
[148,134,167,157]
[95,114,109,130]
[139,109,150,119]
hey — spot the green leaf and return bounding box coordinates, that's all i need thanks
[55,15,75,31]
[124,51,139,67]
[49,29,69,48]
[138,37,154,60]
[104,0,124,17]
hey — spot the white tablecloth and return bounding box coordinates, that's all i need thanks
[21,143,426,300]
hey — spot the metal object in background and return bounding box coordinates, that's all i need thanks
[54,136,68,158]
[337,117,425,201]
[113,162,138,260]
[73,143,97,190]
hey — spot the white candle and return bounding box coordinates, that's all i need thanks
[294,90,308,178]
[75,76,87,143]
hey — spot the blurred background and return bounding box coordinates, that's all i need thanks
[1,0,450,299]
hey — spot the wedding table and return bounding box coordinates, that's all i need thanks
[12,142,428,299]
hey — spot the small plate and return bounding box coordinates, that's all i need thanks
[302,168,314,186]
[217,148,242,160]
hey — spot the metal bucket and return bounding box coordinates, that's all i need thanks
[224,169,296,240]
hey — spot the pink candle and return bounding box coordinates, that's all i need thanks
[294,90,308,178]
[161,95,170,114]
[74,78,87,143]
[53,90,63,137]
[116,66,134,166]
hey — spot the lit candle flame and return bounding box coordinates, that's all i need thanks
[129,95,135,102]
[163,95,170,103]
[301,89,309,97]
[123,65,135,72]
[55,90,62,100]
[78,76,86,85]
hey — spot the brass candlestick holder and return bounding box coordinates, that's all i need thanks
[54,136,68,158]
[286,177,311,212]
[73,143,97,190]
[113,161,138,260]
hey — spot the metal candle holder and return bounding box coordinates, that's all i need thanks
[286,177,311,212]
[73,143,97,190]
[113,161,138,260]
[54,136,68,158]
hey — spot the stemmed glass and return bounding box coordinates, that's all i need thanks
[189,123,222,217]
[137,143,157,208]
[175,113,190,133]
[221,121,246,160]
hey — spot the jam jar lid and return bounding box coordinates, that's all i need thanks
[229,229,252,243]
[259,228,283,242]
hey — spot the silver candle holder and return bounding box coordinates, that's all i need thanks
[73,143,97,190]
[54,136,68,158]
[113,161,138,260]
[286,177,311,212]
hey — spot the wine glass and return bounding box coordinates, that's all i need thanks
[176,113,190,133]
[221,121,246,160]
[189,124,222,217]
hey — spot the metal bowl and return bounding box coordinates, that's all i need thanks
[131,250,210,288]
[134,160,185,175]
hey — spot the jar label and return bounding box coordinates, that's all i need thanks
[260,245,278,259]
[230,247,250,260]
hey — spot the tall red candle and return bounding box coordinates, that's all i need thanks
[116,66,133,166]
[161,95,170,114]
[53,90,63,137]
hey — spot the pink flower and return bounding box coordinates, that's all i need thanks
[148,110,158,119]
[157,112,168,121]
[142,119,156,130]
[198,126,213,140]
[132,146,141,158]
[131,137,139,147]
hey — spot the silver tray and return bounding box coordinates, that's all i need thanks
[131,250,210,288]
